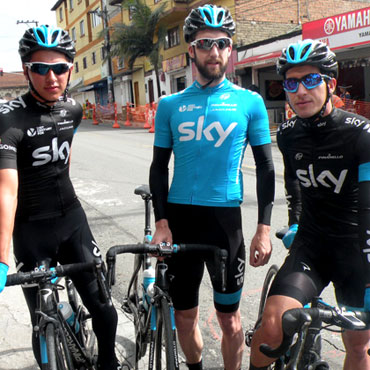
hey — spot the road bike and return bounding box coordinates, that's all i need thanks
[245,228,370,369]
[106,185,228,370]
[5,259,111,370]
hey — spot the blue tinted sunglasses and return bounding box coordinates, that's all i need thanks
[283,73,331,93]
[191,37,232,50]
[25,62,73,76]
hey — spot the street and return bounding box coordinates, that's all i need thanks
[70,120,345,369]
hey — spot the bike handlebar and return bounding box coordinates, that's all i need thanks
[6,261,112,306]
[106,242,228,291]
[260,306,370,358]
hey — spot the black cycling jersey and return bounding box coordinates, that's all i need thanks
[277,108,370,285]
[0,92,82,220]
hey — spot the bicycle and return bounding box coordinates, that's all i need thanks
[245,227,370,369]
[106,185,228,370]
[5,259,111,370]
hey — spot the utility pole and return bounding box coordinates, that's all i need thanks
[88,1,115,104]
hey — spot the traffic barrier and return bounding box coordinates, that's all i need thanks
[92,104,99,125]
[112,103,120,128]
[82,103,87,119]
[144,104,151,129]
[125,102,132,126]
[149,102,156,133]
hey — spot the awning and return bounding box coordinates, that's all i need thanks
[68,77,83,92]
[77,85,94,92]
[235,51,281,69]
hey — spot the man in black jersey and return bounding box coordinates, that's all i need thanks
[249,40,370,370]
[0,25,120,370]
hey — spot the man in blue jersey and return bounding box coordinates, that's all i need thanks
[149,5,275,370]
[249,40,370,370]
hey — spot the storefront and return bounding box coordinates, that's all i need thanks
[302,7,370,105]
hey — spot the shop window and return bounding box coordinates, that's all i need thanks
[164,27,180,49]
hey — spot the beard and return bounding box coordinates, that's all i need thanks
[193,54,228,81]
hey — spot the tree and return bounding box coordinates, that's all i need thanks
[108,0,167,99]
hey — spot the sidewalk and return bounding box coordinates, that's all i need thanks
[0,261,137,370]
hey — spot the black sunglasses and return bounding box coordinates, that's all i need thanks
[24,62,73,76]
[283,73,331,93]
[190,37,232,51]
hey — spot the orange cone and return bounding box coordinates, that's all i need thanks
[112,103,120,128]
[92,104,99,125]
[124,102,132,127]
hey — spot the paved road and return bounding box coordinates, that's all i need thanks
[0,120,347,369]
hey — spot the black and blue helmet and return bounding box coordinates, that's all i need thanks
[277,39,338,78]
[183,4,235,43]
[19,25,76,62]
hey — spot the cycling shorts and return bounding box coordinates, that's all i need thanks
[166,203,245,313]
[269,232,366,309]
[12,206,118,365]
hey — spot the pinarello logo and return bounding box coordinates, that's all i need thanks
[324,18,335,35]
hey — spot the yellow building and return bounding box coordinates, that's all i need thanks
[51,0,236,108]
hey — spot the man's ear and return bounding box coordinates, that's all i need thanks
[22,65,29,81]
[328,77,337,95]
[188,44,195,60]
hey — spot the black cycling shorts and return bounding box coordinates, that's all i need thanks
[12,206,118,365]
[166,203,246,313]
[269,232,366,309]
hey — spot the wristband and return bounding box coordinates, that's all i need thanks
[0,262,9,293]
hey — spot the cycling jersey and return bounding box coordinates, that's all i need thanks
[0,92,82,220]
[277,108,370,285]
[154,79,271,207]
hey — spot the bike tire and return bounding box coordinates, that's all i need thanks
[131,254,150,363]
[155,297,179,370]
[257,265,284,370]
[45,322,74,370]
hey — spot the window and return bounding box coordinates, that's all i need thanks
[69,0,74,10]
[83,57,87,69]
[91,8,102,27]
[165,27,180,49]
[71,27,76,41]
[154,0,161,2]
[75,61,79,73]
[80,20,85,37]
[101,46,106,60]
[92,51,96,65]
[59,7,63,22]
[117,56,124,69]
[129,6,135,20]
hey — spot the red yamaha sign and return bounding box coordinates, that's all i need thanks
[302,7,370,49]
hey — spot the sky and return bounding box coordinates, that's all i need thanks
[0,0,57,72]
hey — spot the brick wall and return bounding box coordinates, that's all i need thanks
[235,0,370,45]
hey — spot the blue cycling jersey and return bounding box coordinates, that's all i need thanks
[154,79,271,207]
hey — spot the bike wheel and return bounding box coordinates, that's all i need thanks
[155,297,179,370]
[131,254,150,363]
[45,322,74,370]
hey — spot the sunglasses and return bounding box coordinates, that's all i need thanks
[24,62,73,76]
[283,73,331,93]
[190,37,232,51]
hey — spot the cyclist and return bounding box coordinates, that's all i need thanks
[249,39,370,370]
[0,25,120,370]
[149,5,275,370]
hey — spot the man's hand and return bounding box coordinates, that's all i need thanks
[151,219,173,245]
[249,224,272,267]
[282,224,298,249]
[364,287,370,312]
[0,262,9,293]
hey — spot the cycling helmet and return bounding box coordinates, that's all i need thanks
[277,39,338,78]
[19,25,76,62]
[184,4,235,43]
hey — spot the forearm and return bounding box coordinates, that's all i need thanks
[252,144,275,225]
